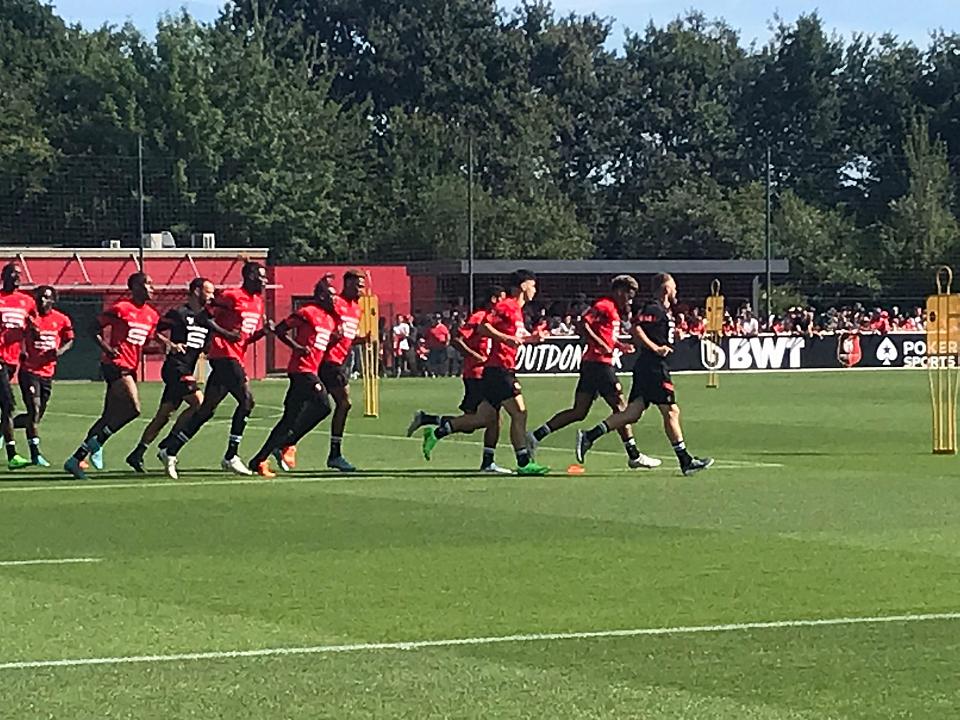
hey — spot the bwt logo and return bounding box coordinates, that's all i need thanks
[726,337,806,370]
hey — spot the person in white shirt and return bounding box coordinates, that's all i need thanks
[392,315,411,377]
[739,310,760,337]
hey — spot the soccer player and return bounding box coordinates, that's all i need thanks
[15,285,74,466]
[248,280,337,477]
[527,275,661,469]
[575,273,713,476]
[282,269,365,473]
[157,261,270,479]
[0,263,37,469]
[64,272,166,479]
[405,285,511,474]
[124,277,219,473]
[420,269,550,476]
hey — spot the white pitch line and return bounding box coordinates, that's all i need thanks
[0,611,956,672]
[0,475,363,494]
[0,557,101,567]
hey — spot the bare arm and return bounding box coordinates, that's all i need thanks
[274,319,307,354]
[579,317,613,355]
[93,315,118,358]
[452,335,485,362]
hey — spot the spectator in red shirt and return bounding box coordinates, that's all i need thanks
[870,310,891,335]
[425,315,451,376]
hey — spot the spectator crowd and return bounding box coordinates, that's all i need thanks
[384,298,928,377]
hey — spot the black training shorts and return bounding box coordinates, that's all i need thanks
[575,361,622,401]
[101,362,134,386]
[207,358,248,396]
[160,362,200,405]
[459,377,485,414]
[319,361,350,390]
[17,369,51,418]
[628,360,676,407]
[480,366,522,410]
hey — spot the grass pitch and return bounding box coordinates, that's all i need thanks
[2,370,959,718]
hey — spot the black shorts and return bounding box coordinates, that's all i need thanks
[0,362,16,413]
[481,367,522,409]
[629,361,676,407]
[285,372,327,408]
[459,377,485,414]
[575,361,622,400]
[101,362,134,386]
[18,370,52,418]
[319,361,350,390]
[207,358,248,397]
[160,363,200,405]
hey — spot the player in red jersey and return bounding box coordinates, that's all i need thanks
[420,270,550,475]
[0,263,39,469]
[15,285,74,467]
[526,275,661,469]
[248,281,338,477]
[405,286,512,473]
[64,273,169,479]
[158,261,271,479]
[279,268,365,473]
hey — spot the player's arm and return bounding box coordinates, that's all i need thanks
[247,318,276,344]
[452,333,485,362]
[579,313,614,355]
[632,321,672,357]
[274,315,307,354]
[93,311,119,358]
[154,310,185,354]
[478,320,520,346]
[200,311,241,342]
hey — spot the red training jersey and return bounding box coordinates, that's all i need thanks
[324,295,362,366]
[458,309,492,380]
[286,304,337,375]
[23,309,74,378]
[101,300,160,371]
[207,288,265,361]
[582,297,621,365]
[486,297,525,371]
[0,290,37,366]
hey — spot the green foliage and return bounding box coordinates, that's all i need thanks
[3,0,960,298]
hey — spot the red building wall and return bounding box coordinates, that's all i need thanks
[268,265,411,372]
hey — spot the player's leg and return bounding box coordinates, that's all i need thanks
[500,393,547,475]
[575,372,647,463]
[125,397,179,473]
[0,365,27,468]
[325,364,355,471]
[249,378,307,475]
[169,390,202,438]
[655,402,713,475]
[66,375,141,476]
[420,402,493,460]
[224,376,254,460]
[479,411,508,473]
[601,389,661,469]
[158,363,231,479]
[528,391,593,452]
[18,371,46,466]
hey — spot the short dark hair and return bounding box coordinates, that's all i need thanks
[483,285,504,303]
[242,260,263,276]
[1,263,17,280]
[127,272,148,290]
[35,285,56,302]
[344,268,364,282]
[189,277,209,293]
[508,269,536,291]
[651,272,673,294]
[611,275,638,293]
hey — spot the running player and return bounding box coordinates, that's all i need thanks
[0,263,36,469]
[124,277,219,473]
[279,268,365,473]
[248,280,337,477]
[157,261,270,479]
[15,285,74,466]
[64,272,167,479]
[420,269,550,476]
[405,285,511,474]
[527,275,661,469]
[576,273,713,475]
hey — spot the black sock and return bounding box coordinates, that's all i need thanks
[94,426,113,447]
[28,436,40,461]
[5,441,16,460]
[623,437,641,461]
[226,434,242,460]
[481,446,495,468]
[434,419,453,439]
[585,421,609,443]
[672,439,693,466]
[421,412,441,426]
[516,448,531,467]
[329,436,343,459]
[131,441,147,459]
[533,423,552,442]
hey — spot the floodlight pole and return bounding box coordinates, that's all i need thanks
[764,146,772,325]
[138,134,145,271]
[467,135,475,307]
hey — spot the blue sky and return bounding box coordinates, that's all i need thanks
[52,0,958,50]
